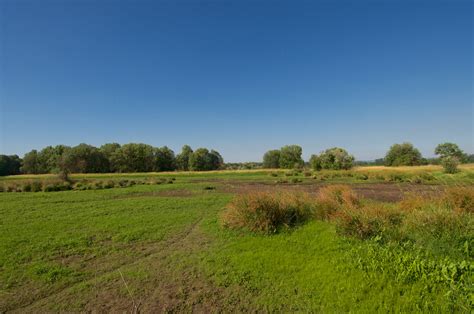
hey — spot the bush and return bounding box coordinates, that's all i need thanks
[291,178,302,183]
[221,192,314,234]
[103,181,115,189]
[303,171,312,177]
[356,174,368,180]
[334,205,403,239]
[314,185,360,219]
[316,147,355,170]
[441,156,460,174]
[31,181,43,192]
[269,172,278,177]
[385,143,423,166]
[442,187,474,214]
[22,182,32,192]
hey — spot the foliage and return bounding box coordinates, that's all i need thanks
[262,149,281,168]
[309,154,322,171]
[279,145,304,169]
[176,145,193,171]
[441,156,460,174]
[154,146,176,171]
[384,142,423,166]
[110,143,157,172]
[435,142,466,161]
[61,143,109,173]
[221,191,314,233]
[316,147,355,170]
[0,155,21,176]
[189,148,223,171]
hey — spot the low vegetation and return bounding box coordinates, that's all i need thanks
[1,166,473,311]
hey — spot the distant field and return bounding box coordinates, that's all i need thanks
[1,166,473,311]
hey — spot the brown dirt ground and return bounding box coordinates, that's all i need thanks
[218,182,444,202]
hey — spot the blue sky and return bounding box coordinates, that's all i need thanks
[0,0,472,162]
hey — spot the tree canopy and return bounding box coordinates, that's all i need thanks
[384,143,423,166]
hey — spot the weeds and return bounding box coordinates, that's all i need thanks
[221,192,314,234]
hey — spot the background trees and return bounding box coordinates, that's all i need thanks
[0,155,21,176]
[262,150,281,168]
[154,146,176,171]
[189,148,224,171]
[310,147,354,170]
[176,145,193,171]
[279,145,304,169]
[384,143,423,166]
[61,144,109,173]
[435,142,466,173]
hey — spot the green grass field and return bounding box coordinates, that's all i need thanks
[1,166,473,312]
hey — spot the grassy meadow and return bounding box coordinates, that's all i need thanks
[1,165,473,312]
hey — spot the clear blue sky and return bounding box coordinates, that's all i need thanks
[0,0,472,162]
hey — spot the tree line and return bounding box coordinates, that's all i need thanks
[0,141,471,176]
[263,142,472,173]
[0,143,223,176]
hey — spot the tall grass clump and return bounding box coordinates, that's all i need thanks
[314,185,360,219]
[221,192,314,234]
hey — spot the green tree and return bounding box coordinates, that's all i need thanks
[262,150,281,168]
[176,145,193,171]
[317,147,354,170]
[309,154,322,171]
[209,150,224,170]
[21,150,43,174]
[189,148,223,171]
[61,144,109,173]
[440,156,460,174]
[154,146,176,171]
[384,143,423,166]
[111,143,156,172]
[435,143,466,162]
[279,145,303,169]
[0,155,21,176]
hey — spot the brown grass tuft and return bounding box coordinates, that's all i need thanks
[221,191,314,234]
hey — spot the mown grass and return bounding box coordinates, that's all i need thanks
[0,169,473,311]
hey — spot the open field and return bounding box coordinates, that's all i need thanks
[1,166,473,312]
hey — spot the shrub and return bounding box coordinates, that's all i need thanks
[118,180,129,187]
[314,185,360,219]
[442,187,474,214]
[103,181,115,189]
[316,147,355,170]
[384,142,423,166]
[221,192,314,234]
[441,156,460,174]
[22,182,32,192]
[333,205,404,239]
[303,171,312,177]
[31,181,42,192]
[291,178,302,184]
[269,172,278,177]
[389,174,406,182]
[356,174,368,180]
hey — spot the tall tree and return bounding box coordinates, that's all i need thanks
[279,145,304,169]
[262,149,281,168]
[0,155,21,176]
[385,143,423,166]
[176,145,193,171]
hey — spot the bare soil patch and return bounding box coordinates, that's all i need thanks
[218,182,444,202]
